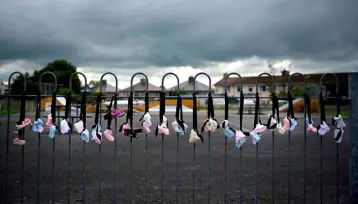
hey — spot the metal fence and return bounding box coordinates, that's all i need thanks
[1,71,357,204]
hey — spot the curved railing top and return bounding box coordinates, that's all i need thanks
[69,72,88,92]
[39,71,58,94]
[256,72,276,93]
[193,72,211,93]
[100,72,118,94]
[224,72,243,93]
[130,72,149,92]
[161,72,180,92]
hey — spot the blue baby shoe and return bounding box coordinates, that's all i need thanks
[49,125,56,138]
[81,129,90,143]
[224,127,235,139]
[32,118,43,133]
[250,131,261,145]
[290,118,297,132]
[235,137,246,148]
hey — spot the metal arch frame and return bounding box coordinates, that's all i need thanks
[5,72,27,204]
[256,72,276,94]
[193,72,213,203]
[193,72,212,93]
[286,72,308,204]
[319,72,340,204]
[161,72,180,92]
[130,72,149,93]
[68,71,88,203]
[287,72,307,93]
[8,72,26,92]
[223,72,243,204]
[254,72,276,204]
[39,71,58,94]
[224,72,243,94]
[98,72,118,201]
[128,72,149,204]
[320,73,339,95]
[160,72,180,204]
[69,72,88,92]
[100,72,118,94]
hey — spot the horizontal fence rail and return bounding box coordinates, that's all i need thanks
[0,71,357,204]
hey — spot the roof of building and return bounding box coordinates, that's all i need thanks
[121,82,162,92]
[90,83,117,93]
[168,80,215,91]
[214,72,349,87]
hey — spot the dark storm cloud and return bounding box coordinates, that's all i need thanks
[0,0,357,69]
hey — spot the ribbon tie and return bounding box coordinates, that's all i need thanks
[172,94,187,136]
[60,91,72,134]
[201,92,219,133]
[91,94,103,144]
[189,92,203,143]
[333,92,345,143]
[14,90,27,145]
[139,92,152,135]
[74,91,89,142]
[156,91,169,136]
[47,89,58,138]
[120,92,142,138]
[305,94,317,133]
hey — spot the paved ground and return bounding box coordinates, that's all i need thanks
[0,111,350,203]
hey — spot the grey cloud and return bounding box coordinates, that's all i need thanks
[0,0,357,69]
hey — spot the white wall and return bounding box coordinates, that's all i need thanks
[215,84,271,96]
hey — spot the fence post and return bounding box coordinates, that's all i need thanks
[349,72,358,204]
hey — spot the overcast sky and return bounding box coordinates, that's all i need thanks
[1,0,357,89]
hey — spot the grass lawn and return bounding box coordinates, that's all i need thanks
[0,110,19,115]
[327,110,349,117]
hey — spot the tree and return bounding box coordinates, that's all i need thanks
[10,60,81,95]
[268,60,277,76]
[169,89,187,96]
[89,80,101,87]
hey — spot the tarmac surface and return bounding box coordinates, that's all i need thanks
[0,111,350,203]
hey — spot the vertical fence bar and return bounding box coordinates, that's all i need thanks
[36,130,41,204]
[256,144,259,204]
[69,72,87,204]
[39,71,58,204]
[288,131,291,203]
[68,132,72,204]
[82,141,86,203]
[336,143,339,204]
[287,73,307,204]
[224,136,227,204]
[145,134,148,204]
[240,147,243,204]
[349,72,358,204]
[176,133,179,204]
[20,131,25,204]
[98,92,103,202]
[208,132,211,204]
[6,72,26,204]
[5,86,10,204]
[52,138,56,204]
[36,92,42,204]
[192,143,196,204]
[67,94,73,204]
[304,102,307,204]
[161,134,164,204]
[272,131,275,204]
[320,135,323,203]
[114,100,118,204]
[98,141,102,201]
[160,73,180,204]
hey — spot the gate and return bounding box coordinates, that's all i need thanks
[1,71,357,203]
